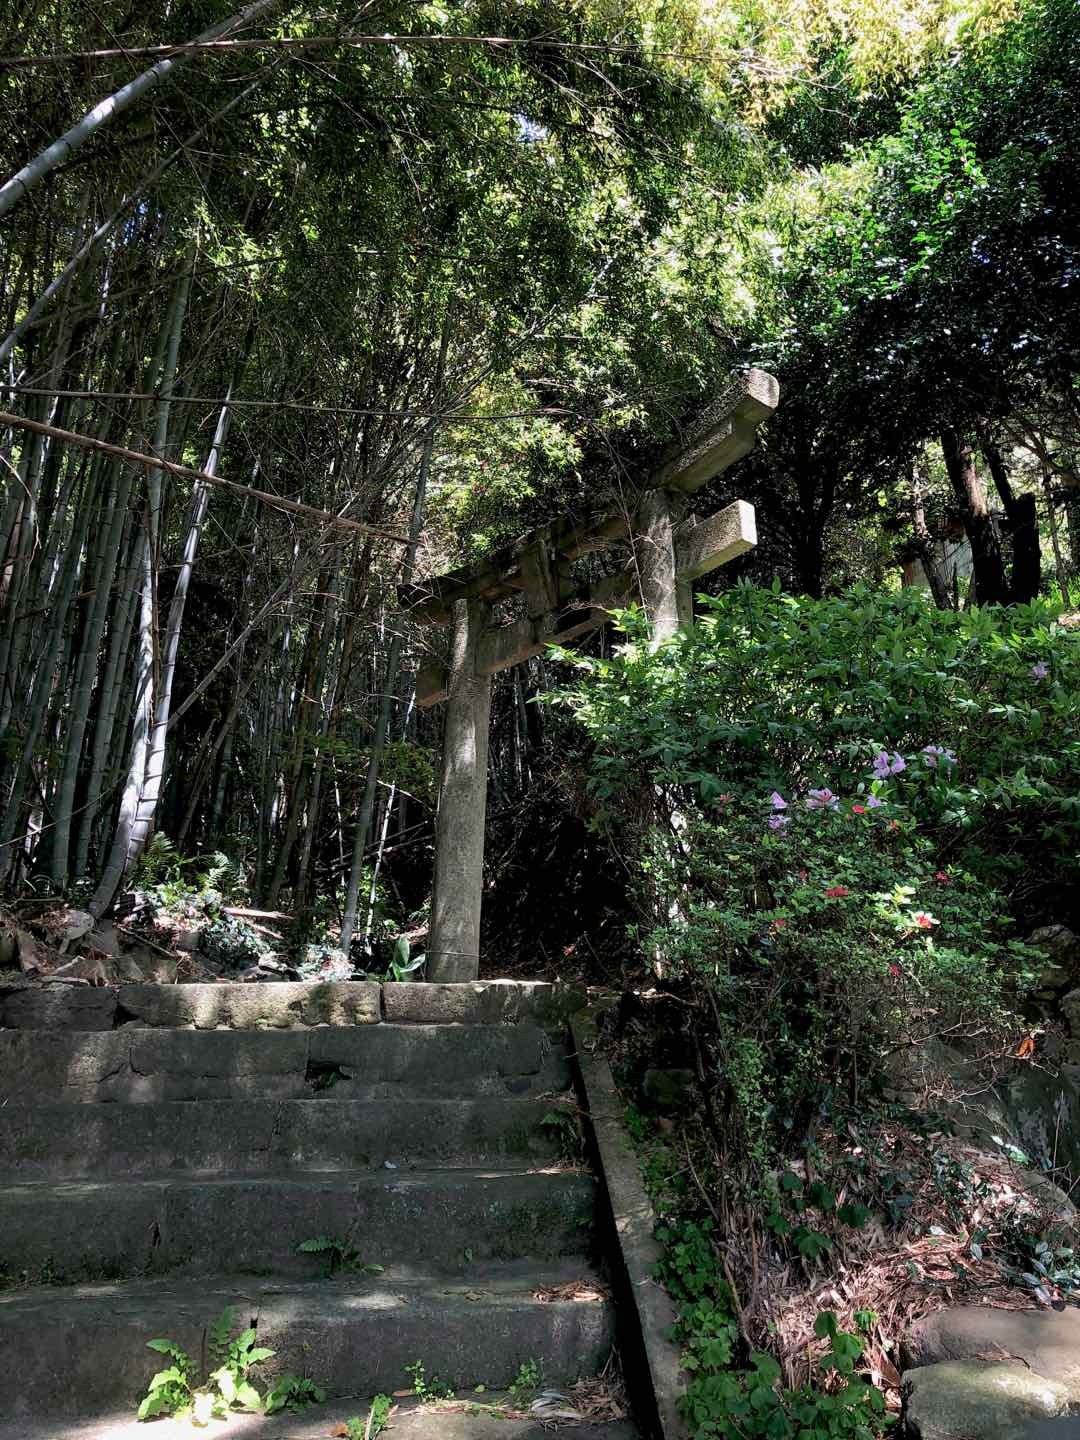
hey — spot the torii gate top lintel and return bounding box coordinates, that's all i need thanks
[412,366,779,982]
[400,366,778,630]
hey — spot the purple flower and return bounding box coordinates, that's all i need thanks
[866,794,885,809]
[1031,661,1049,680]
[805,788,840,811]
[770,791,788,811]
[922,744,957,769]
[872,751,906,779]
[767,814,791,831]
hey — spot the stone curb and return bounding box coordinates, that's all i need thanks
[570,1014,687,1440]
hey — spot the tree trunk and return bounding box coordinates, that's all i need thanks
[940,429,1009,606]
[978,429,1040,604]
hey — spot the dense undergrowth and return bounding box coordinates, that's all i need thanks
[561,585,1080,1434]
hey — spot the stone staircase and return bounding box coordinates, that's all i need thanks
[0,980,633,1439]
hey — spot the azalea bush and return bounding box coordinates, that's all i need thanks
[643,785,1034,1166]
[555,584,1074,1160]
[560,583,1080,922]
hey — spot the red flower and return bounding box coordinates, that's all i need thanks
[935,870,951,884]
[852,804,866,814]
[888,963,902,979]
[824,885,850,898]
[772,918,787,931]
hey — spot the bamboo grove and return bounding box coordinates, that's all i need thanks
[3,0,1079,955]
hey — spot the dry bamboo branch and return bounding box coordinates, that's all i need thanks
[0,411,410,542]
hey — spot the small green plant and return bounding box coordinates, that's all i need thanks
[264,1374,327,1413]
[508,1360,542,1406]
[355,1393,394,1437]
[539,1107,580,1156]
[137,1306,272,1422]
[297,1236,385,1279]
[405,1359,454,1403]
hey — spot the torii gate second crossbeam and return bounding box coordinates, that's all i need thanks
[402,369,779,981]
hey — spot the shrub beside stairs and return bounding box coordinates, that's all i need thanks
[0,979,635,1439]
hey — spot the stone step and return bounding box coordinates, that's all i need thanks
[0,1168,594,1283]
[0,1396,637,1440]
[0,979,587,1031]
[0,1097,571,1178]
[0,1266,614,1424]
[0,1024,569,1102]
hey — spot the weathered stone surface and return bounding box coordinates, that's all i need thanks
[0,1096,565,1176]
[903,1360,1069,1438]
[0,983,117,1030]
[384,981,586,1027]
[0,1168,595,1281]
[0,1397,638,1440]
[904,1307,1080,1401]
[116,980,380,1028]
[0,1267,613,1423]
[0,1023,569,1103]
[1001,1064,1080,1177]
[1029,925,1080,994]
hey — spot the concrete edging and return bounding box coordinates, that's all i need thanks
[571,1014,687,1440]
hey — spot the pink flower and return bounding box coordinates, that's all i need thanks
[922,744,957,768]
[913,911,938,929]
[770,792,788,810]
[805,788,839,811]
[935,871,951,885]
[852,804,866,815]
[767,814,790,832]
[772,918,787,931]
[872,751,906,779]
[824,885,850,898]
[888,963,902,979]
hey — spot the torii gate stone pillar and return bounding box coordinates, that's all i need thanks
[404,369,779,981]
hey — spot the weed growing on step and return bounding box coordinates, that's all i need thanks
[137,1306,273,1422]
[539,1107,582,1159]
[405,1359,455,1403]
[264,1374,327,1413]
[297,1235,385,1279]
[345,1393,394,1438]
[508,1360,543,1407]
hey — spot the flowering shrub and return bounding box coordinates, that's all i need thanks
[559,584,1080,920]
[555,586,1067,1161]
[641,795,1033,1164]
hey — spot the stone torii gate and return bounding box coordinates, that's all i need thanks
[403,369,779,981]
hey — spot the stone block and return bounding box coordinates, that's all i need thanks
[0,984,117,1030]
[115,980,380,1028]
[904,1306,1080,1401]
[382,980,586,1026]
[903,1360,1068,1438]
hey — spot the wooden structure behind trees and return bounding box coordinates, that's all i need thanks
[404,369,779,981]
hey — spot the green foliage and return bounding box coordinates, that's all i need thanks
[562,587,1080,896]
[137,1306,273,1423]
[508,1360,543,1406]
[559,586,1073,1161]
[652,1220,890,1438]
[346,1394,394,1439]
[296,1237,384,1280]
[263,1374,327,1414]
[405,1359,455,1404]
[199,915,276,972]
